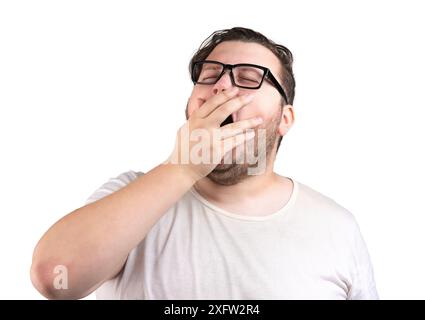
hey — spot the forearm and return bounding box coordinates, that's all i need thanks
[30,163,196,299]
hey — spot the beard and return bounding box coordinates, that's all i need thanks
[207,110,282,186]
[185,101,283,186]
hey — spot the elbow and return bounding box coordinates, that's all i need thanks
[30,239,86,299]
[30,260,60,299]
[30,260,84,300]
[30,259,96,300]
[30,259,73,299]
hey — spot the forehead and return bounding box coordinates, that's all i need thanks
[205,41,281,75]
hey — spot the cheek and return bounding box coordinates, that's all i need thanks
[237,96,273,122]
[253,94,281,120]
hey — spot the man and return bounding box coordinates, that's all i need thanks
[31,27,378,299]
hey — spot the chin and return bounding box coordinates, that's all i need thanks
[207,163,249,186]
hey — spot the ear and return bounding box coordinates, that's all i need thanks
[277,104,295,136]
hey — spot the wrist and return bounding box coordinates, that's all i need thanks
[161,162,200,186]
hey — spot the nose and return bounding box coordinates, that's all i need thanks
[212,70,233,95]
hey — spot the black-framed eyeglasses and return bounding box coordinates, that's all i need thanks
[191,60,288,104]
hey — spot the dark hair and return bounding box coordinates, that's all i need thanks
[189,27,295,154]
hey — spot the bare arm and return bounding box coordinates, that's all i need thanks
[30,87,258,299]
[30,163,196,299]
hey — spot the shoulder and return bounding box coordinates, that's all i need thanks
[292,180,359,233]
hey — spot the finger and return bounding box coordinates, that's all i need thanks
[207,94,254,126]
[221,130,256,156]
[193,87,239,119]
[219,117,263,140]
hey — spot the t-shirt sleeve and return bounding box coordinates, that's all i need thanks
[84,170,142,206]
[347,219,379,300]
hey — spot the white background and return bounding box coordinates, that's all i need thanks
[1,0,424,299]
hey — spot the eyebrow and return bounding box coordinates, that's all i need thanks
[203,65,221,71]
[235,66,263,75]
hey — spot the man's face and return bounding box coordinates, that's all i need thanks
[186,41,285,186]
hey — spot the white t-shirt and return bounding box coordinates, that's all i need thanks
[85,170,378,300]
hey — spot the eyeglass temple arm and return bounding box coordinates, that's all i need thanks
[267,71,288,104]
